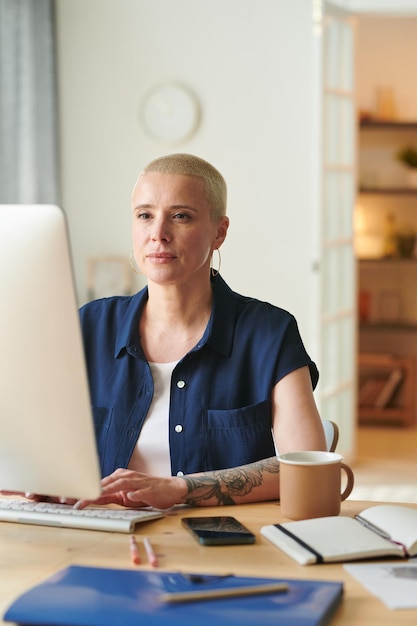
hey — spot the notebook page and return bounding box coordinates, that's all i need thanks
[357,505,417,555]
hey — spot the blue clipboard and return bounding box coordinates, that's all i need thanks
[4,565,343,626]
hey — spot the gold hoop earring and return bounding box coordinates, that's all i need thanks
[210,248,221,277]
[129,252,142,274]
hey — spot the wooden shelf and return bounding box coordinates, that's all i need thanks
[359,120,417,130]
[358,257,417,264]
[358,353,415,427]
[359,187,417,195]
[360,323,417,332]
[359,405,411,422]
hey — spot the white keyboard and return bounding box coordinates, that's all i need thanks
[0,498,164,533]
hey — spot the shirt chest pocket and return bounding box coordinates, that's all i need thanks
[203,399,276,469]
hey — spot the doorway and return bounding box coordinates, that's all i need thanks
[354,13,417,472]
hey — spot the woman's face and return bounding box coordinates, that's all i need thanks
[131,172,228,287]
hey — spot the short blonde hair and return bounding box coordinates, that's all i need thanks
[141,153,227,220]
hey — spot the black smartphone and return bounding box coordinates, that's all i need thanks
[181,515,256,545]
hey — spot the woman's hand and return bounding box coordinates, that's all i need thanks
[76,469,187,510]
[0,471,187,510]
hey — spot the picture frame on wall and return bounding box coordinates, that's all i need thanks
[86,256,133,301]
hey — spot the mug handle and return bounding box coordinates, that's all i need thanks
[340,463,354,501]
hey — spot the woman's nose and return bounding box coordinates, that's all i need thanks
[151,220,171,241]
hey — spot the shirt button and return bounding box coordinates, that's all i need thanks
[174,424,183,433]
[177,380,186,389]
[176,471,184,476]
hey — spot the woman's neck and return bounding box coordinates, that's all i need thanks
[139,280,213,363]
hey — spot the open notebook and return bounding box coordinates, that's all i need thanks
[0,205,163,531]
[261,504,417,565]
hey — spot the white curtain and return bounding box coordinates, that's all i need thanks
[0,0,59,203]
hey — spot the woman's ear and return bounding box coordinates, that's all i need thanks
[214,216,229,248]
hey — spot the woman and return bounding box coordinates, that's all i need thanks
[79,153,326,510]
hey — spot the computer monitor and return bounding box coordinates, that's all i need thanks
[0,204,102,500]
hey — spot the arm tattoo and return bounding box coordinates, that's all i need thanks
[182,457,280,506]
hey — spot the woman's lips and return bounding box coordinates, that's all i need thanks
[147,252,176,262]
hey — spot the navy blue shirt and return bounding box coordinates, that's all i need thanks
[79,275,318,477]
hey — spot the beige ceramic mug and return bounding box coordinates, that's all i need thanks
[278,451,354,520]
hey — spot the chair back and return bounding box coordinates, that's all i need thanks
[322,420,339,452]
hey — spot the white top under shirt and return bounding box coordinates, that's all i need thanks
[127,360,177,477]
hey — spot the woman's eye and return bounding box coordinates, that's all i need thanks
[136,212,150,220]
[173,212,190,220]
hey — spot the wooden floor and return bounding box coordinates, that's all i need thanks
[349,423,417,502]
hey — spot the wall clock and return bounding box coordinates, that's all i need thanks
[140,82,200,144]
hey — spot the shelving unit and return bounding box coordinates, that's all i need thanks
[358,353,415,426]
[357,120,417,427]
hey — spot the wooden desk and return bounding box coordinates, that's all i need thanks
[1,500,416,625]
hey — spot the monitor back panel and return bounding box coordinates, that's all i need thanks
[0,205,101,499]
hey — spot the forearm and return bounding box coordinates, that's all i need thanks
[78,458,281,511]
[180,457,280,506]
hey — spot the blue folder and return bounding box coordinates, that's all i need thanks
[4,565,343,626]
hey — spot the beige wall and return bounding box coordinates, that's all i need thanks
[55,0,319,350]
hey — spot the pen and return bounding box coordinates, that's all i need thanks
[129,535,141,565]
[159,581,289,604]
[355,515,391,540]
[143,536,158,567]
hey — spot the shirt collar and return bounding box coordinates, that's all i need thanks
[114,274,237,359]
[114,289,147,358]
